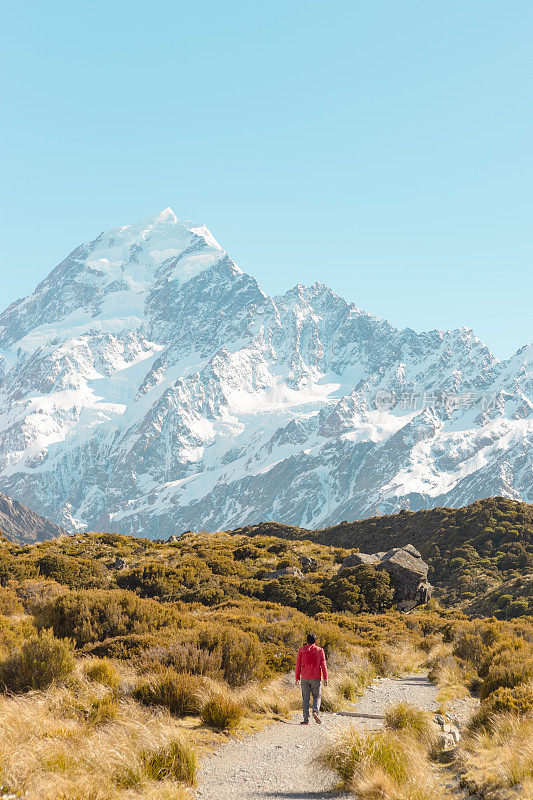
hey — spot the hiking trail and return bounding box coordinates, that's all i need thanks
[195,674,439,799]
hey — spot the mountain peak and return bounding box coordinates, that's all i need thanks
[138,206,178,225]
[0,209,530,537]
[159,206,177,220]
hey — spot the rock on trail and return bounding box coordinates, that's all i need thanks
[195,674,439,800]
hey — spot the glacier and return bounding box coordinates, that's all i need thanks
[0,208,530,538]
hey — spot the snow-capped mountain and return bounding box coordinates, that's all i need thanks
[0,208,531,538]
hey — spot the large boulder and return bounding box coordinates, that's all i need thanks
[338,545,433,610]
[340,552,380,569]
[380,547,428,592]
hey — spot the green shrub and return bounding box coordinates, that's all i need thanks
[472,682,533,728]
[40,589,184,646]
[200,691,244,730]
[197,626,267,687]
[321,566,394,613]
[452,630,489,665]
[84,633,160,659]
[0,629,74,692]
[307,595,333,615]
[488,682,533,714]
[37,553,106,588]
[117,557,211,602]
[84,658,120,689]
[0,587,23,615]
[480,651,533,699]
[263,577,313,611]
[233,545,262,561]
[134,669,203,716]
[507,598,530,618]
[140,641,223,678]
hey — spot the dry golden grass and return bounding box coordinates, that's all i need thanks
[322,650,376,710]
[367,640,426,679]
[0,677,198,799]
[317,726,451,800]
[200,688,244,730]
[237,674,298,717]
[458,712,533,799]
[427,647,470,713]
[384,703,436,748]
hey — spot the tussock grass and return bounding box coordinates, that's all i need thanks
[458,712,533,798]
[83,657,120,689]
[133,669,204,717]
[238,675,297,717]
[320,652,375,711]
[141,738,198,784]
[319,685,344,713]
[367,641,423,679]
[201,689,244,730]
[427,650,470,713]
[337,674,360,701]
[317,726,450,799]
[385,703,436,747]
[368,646,396,677]
[82,694,119,726]
[0,681,198,799]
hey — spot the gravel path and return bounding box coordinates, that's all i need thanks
[195,674,439,800]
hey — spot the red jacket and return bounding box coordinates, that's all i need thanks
[295,643,328,681]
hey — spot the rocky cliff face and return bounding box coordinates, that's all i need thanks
[0,208,531,539]
[0,491,68,544]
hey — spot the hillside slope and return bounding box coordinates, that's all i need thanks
[0,498,529,619]
[0,491,68,545]
[233,497,533,608]
[0,209,531,538]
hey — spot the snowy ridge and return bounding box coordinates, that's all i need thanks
[0,208,530,538]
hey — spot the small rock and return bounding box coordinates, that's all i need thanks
[437,731,457,751]
[442,723,460,743]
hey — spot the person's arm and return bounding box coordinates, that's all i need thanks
[320,649,328,684]
[295,648,302,683]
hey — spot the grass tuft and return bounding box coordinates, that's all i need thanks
[201,690,244,730]
[83,658,120,690]
[133,669,203,717]
[385,702,436,746]
[142,738,198,785]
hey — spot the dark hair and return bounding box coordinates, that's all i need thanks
[306,633,317,645]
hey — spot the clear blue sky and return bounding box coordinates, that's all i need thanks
[1,1,531,359]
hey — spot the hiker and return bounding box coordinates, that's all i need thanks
[295,633,328,724]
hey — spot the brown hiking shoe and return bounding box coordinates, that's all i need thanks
[313,712,321,724]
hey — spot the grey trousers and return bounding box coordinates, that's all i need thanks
[301,678,322,721]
